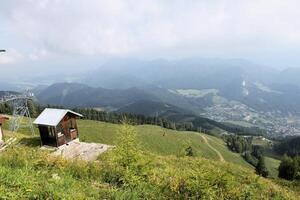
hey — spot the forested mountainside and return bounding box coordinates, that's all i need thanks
[32,80,299,137]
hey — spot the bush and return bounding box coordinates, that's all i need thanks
[101,123,150,189]
[185,146,194,157]
[278,155,299,180]
[256,156,269,178]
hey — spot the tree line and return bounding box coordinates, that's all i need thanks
[278,155,300,180]
[0,101,212,134]
[273,136,300,181]
[224,135,269,177]
[274,136,300,157]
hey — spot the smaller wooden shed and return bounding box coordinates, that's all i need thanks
[33,108,83,147]
[0,115,9,142]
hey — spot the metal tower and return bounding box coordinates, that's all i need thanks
[1,91,35,135]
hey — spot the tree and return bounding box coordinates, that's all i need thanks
[114,121,141,168]
[251,145,263,158]
[243,152,258,167]
[27,100,38,117]
[278,155,298,180]
[256,156,268,177]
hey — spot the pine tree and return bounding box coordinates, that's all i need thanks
[256,156,268,177]
[278,154,298,180]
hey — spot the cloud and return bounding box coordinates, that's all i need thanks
[0,48,24,64]
[1,0,300,66]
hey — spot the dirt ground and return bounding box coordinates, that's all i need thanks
[50,139,110,161]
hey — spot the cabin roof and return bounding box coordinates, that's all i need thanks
[33,108,83,127]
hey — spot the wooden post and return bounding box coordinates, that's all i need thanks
[38,126,43,146]
[55,126,58,147]
[75,119,79,140]
[0,125,3,142]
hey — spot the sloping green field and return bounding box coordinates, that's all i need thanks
[2,118,258,169]
[2,118,252,168]
[78,120,252,168]
[1,119,299,199]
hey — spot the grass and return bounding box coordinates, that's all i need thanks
[265,156,281,178]
[3,118,253,168]
[250,136,282,179]
[204,134,253,168]
[0,120,299,199]
[78,120,253,168]
[1,118,272,170]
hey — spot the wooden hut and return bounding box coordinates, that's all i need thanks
[0,115,9,142]
[33,108,83,147]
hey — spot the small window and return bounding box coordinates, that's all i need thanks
[48,127,55,137]
[69,118,75,130]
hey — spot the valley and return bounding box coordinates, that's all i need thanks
[27,81,300,138]
[5,58,300,138]
[2,1,300,198]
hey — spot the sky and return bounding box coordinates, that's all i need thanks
[1,0,300,80]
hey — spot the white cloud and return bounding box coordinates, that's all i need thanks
[1,0,300,64]
[28,48,52,61]
[0,48,24,64]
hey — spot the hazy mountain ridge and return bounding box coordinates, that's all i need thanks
[84,58,277,89]
[36,82,160,109]
[116,99,190,116]
[5,58,300,137]
[81,58,300,114]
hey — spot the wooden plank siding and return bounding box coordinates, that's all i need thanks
[38,113,79,147]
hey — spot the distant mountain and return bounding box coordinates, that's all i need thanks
[84,58,277,90]
[276,68,300,87]
[82,58,300,114]
[36,82,159,109]
[0,82,19,91]
[36,77,300,116]
[0,91,20,98]
[32,57,300,137]
[36,82,208,114]
[116,100,190,116]
[35,57,300,115]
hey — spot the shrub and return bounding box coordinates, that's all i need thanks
[101,123,150,189]
[185,146,194,157]
[256,156,269,178]
[278,155,299,180]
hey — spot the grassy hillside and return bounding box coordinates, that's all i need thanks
[0,120,299,199]
[1,133,300,199]
[265,156,281,178]
[250,136,281,178]
[1,119,276,171]
[78,120,252,168]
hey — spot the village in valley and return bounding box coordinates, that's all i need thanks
[1,1,300,199]
[202,101,300,138]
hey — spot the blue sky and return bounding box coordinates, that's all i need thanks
[1,0,300,79]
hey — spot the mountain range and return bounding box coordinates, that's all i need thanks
[3,57,300,137]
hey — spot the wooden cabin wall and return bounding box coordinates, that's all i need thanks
[56,113,78,143]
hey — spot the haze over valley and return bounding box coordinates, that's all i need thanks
[1,1,300,199]
[5,57,299,138]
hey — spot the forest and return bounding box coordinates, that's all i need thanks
[224,135,269,177]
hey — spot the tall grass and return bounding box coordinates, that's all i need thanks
[0,124,298,199]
